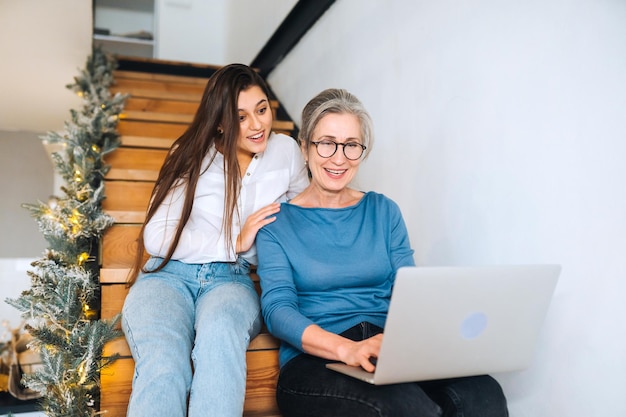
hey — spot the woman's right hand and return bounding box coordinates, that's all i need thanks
[237,202,281,253]
[302,325,383,372]
[336,333,383,373]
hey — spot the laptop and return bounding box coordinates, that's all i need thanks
[326,264,560,385]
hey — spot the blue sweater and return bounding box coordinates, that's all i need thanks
[256,191,415,367]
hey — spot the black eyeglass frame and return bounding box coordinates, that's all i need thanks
[310,140,367,161]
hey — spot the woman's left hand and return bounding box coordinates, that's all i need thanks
[237,202,281,253]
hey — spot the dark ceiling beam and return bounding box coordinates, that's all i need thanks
[251,0,336,78]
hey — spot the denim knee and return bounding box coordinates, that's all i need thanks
[421,375,508,417]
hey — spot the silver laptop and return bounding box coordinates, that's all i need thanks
[326,264,560,385]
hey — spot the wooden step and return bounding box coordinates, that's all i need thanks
[112,77,206,100]
[123,96,281,117]
[120,135,174,149]
[102,224,141,269]
[102,181,152,224]
[104,147,168,182]
[114,70,210,86]
[118,119,186,140]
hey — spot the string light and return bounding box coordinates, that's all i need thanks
[77,252,89,265]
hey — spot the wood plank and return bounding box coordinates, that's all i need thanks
[105,169,158,182]
[271,120,294,132]
[244,350,281,415]
[105,147,168,171]
[104,336,131,358]
[105,209,146,224]
[102,224,141,269]
[100,357,133,417]
[121,110,193,124]
[103,181,153,214]
[114,70,210,86]
[123,97,200,115]
[117,119,187,138]
[101,268,134,284]
[113,77,206,96]
[120,135,175,149]
[101,284,128,322]
[113,86,201,102]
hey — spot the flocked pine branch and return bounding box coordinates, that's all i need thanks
[5,45,127,417]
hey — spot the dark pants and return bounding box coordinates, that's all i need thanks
[276,322,509,417]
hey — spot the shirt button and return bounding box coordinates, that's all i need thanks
[246,172,251,176]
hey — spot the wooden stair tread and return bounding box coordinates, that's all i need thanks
[123,96,280,116]
[112,86,202,102]
[120,135,175,149]
[113,77,206,95]
[121,110,194,124]
[114,70,210,86]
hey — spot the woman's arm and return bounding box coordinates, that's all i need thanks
[257,226,315,350]
[143,183,185,257]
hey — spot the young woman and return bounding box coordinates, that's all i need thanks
[256,88,509,417]
[122,64,309,417]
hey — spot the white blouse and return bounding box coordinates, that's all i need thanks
[143,133,309,264]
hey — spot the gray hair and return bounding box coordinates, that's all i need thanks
[298,88,373,159]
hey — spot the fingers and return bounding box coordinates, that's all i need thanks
[237,202,281,253]
[339,334,383,372]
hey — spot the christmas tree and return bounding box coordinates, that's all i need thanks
[5,46,127,417]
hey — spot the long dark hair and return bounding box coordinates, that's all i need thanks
[128,64,271,285]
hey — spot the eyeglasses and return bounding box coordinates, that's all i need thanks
[310,140,367,160]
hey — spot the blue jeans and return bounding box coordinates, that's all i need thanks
[122,257,262,417]
[276,322,509,417]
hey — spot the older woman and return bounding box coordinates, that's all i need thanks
[256,88,509,417]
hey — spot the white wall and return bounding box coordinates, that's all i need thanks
[156,0,225,64]
[155,0,297,66]
[269,1,626,416]
[224,0,297,64]
[0,0,91,134]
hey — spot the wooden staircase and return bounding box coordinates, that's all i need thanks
[99,62,289,417]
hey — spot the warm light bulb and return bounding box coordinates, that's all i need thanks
[77,252,89,265]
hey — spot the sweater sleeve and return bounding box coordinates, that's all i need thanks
[387,197,416,270]
[256,226,314,351]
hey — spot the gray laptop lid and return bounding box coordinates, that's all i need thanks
[326,264,560,385]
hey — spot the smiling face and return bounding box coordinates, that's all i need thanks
[235,85,273,167]
[306,112,363,194]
